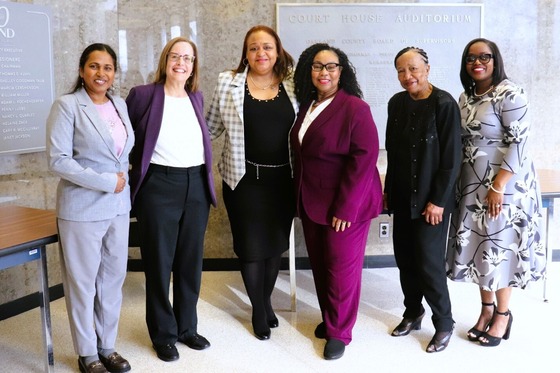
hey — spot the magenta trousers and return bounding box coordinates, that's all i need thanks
[300,210,371,344]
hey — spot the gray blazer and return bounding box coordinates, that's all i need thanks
[46,88,135,221]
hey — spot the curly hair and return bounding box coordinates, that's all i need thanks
[234,25,294,82]
[460,38,508,97]
[294,43,362,105]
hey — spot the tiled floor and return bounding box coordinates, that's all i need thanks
[0,264,558,372]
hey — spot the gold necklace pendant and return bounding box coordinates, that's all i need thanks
[474,85,494,97]
[249,73,273,90]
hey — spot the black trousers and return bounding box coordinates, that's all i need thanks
[392,207,454,332]
[134,164,210,346]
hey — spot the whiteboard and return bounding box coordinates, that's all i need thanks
[277,3,483,147]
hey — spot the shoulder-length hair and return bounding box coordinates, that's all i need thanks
[294,43,362,105]
[70,43,117,94]
[460,38,508,97]
[153,37,199,92]
[234,25,294,82]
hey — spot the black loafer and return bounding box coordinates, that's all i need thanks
[391,311,425,337]
[178,333,211,350]
[78,358,108,373]
[268,317,279,328]
[324,338,345,360]
[153,344,179,362]
[98,352,131,373]
[314,322,326,339]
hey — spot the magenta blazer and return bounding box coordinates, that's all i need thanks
[126,83,217,207]
[290,90,383,225]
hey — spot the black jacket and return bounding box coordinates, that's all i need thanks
[384,86,461,219]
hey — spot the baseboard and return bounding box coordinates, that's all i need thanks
[2,250,556,321]
[0,284,64,321]
[127,254,398,272]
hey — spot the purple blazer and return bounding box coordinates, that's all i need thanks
[126,83,217,206]
[290,90,383,225]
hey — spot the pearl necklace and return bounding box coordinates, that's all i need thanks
[249,73,273,90]
[474,85,494,97]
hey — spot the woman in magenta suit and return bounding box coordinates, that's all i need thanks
[291,43,383,360]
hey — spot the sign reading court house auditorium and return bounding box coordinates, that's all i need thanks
[277,4,482,148]
[0,3,54,155]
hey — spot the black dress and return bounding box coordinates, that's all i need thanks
[222,82,296,261]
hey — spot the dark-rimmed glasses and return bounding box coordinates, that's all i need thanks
[311,62,340,72]
[168,53,196,64]
[465,53,493,64]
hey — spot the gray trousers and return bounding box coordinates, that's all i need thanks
[57,213,129,356]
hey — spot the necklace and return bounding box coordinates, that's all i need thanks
[312,91,338,107]
[474,85,494,97]
[249,73,273,90]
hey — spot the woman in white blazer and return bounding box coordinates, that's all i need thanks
[46,43,133,373]
[206,25,298,341]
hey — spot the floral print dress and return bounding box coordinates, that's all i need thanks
[446,79,546,291]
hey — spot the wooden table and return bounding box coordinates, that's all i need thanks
[537,169,560,301]
[0,205,58,373]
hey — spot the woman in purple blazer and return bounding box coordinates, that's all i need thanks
[291,43,383,360]
[126,37,216,363]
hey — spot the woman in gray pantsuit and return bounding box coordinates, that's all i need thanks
[47,43,134,373]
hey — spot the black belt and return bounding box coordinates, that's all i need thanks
[149,163,203,174]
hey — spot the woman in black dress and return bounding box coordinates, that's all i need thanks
[206,25,298,340]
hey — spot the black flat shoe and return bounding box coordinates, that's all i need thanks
[426,328,454,353]
[324,338,345,360]
[314,322,326,339]
[391,311,425,337]
[152,344,179,362]
[98,352,131,373]
[178,333,211,350]
[479,309,513,347]
[78,358,108,373]
[467,302,496,341]
[268,317,279,328]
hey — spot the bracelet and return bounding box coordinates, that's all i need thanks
[489,184,505,194]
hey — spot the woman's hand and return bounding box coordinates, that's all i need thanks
[114,172,126,193]
[485,189,503,220]
[422,202,444,225]
[332,216,352,232]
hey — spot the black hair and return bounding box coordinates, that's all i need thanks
[294,43,362,105]
[70,43,118,93]
[459,38,508,97]
[393,46,429,68]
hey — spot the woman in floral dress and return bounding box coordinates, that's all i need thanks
[447,38,546,347]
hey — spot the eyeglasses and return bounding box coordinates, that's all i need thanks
[311,62,340,72]
[465,53,493,64]
[168,53,196,64]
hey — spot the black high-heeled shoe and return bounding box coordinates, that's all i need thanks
[467,302,496,341]
[252,316,271,340]
[479,309,513,347]
[391,311,425,337]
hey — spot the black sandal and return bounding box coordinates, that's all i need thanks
[479,309,513,347]
[467,302,495,341]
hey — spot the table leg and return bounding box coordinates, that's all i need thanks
[543,198,554,302]
[37,245,54,372]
